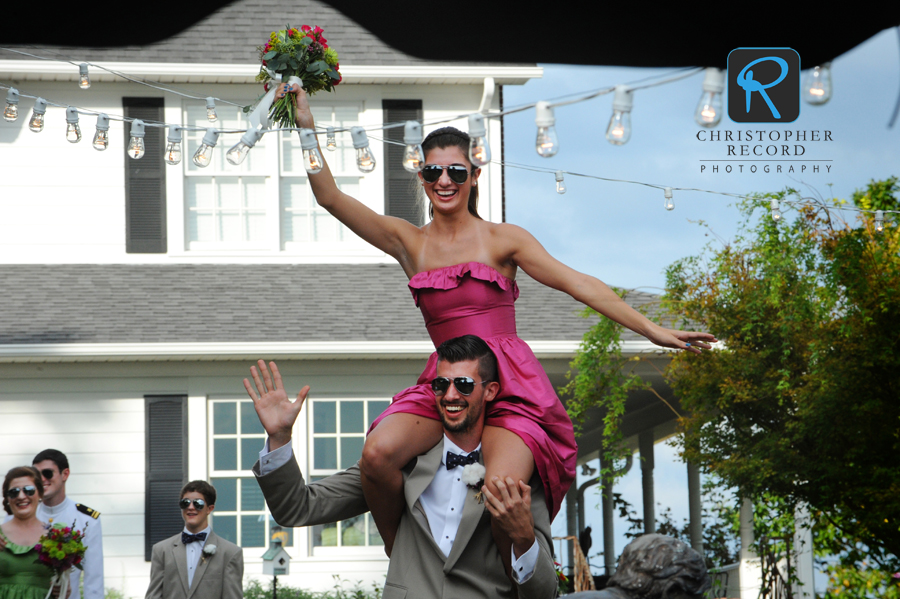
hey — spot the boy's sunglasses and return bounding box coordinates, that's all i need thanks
[179,498,207,510]
[6,486,37,499]
[421,165,471,184]
[431,376,490,396]
[40,469,55,480]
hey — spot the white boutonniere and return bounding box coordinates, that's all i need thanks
[201,544,217,564]
[461,463,486,503]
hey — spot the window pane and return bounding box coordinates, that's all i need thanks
[245,211,266,242]
[240,402,264,435]
[244,178,267,209]
[214,438,238,471]
[341,514,366,546]
[340,401,365,433]
[240,438,260,471]
[313,522,337,547]
[368,401,391,428]
[218,211,240,242]
[212,477,237,512]
[241,514,266,548]
[212,514,237,544]
[340,437,364,470]
[312,212,338,242]
[314,401,336,433]
[186,177,214,209]
[213,403,237,434]
[217,179,240,209]
[368,513,383,546]
[314,438,337,470]
[241,478,265,511]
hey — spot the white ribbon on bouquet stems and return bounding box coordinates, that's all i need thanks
[44,568,71,599]
[248,72,304,131]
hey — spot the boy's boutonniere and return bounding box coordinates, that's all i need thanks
[201,544,217,564]
[461,463,486,503]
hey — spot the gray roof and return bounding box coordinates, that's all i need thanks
[0,264,663,345]
[0,0,512,67]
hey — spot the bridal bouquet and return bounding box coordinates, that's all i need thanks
[246,25,342,130]
[34,522,88,599]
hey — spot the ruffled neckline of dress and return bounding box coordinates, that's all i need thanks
[408,262,519,300]
[0,530,37,555]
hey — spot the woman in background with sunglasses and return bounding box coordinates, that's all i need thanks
[0,466,54,599]
[278,85,716,566]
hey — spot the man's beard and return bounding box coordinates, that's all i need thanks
[439,399,483,433]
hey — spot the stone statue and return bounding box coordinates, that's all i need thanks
[563,534,711,599]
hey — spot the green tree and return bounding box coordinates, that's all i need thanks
[663,179,900,571]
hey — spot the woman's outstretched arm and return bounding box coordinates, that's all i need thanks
[283,85,422,274]
[494,223,717,352]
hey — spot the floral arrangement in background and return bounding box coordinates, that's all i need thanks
[34,521,88,599]
[245,25,342,129]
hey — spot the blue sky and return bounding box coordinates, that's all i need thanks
[503,29,899,579]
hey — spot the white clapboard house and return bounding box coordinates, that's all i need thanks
[0,1,670,595]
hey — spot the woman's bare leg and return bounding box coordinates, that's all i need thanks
[360,413,442,556]
[483,425,536,586]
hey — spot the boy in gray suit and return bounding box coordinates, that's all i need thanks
[246,335,559,599]
[146,481,244,599]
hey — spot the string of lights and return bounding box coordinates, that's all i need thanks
[1,51,871,224]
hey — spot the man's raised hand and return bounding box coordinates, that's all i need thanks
[483,476,536,559]
[243,360,309,451]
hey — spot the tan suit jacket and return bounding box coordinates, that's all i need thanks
[145,531,243,599]
[254,441,558,599]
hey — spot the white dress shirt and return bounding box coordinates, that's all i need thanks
[182,524,211,587]
[259,438,539,582]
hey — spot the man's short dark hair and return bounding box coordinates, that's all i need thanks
[33,449,69,472]
[181,480,217,506]
[435,335,498,383]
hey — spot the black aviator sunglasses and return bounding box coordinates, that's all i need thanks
[179,498,207,510]
[431,376,490,396]
[421,165,472,184]
[6,486,37,499]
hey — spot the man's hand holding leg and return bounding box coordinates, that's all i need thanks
[243,360,308,450]
[483,476,536,559]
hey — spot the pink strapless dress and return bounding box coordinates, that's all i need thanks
[369,262,577,518]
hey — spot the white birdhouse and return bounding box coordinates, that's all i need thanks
[261,526,292,576]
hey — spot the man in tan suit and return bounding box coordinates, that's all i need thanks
[146,481,244,599]
[246,335,559,599]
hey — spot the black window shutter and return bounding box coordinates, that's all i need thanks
[383,100,423,226]
[123,98,167,253]
[145,395,187,561]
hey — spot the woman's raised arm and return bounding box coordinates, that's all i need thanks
[284,85,422,273]
[495,223,717,353]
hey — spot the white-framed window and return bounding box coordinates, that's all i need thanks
[182,101,364,251]
[208,398,292,548]
[308,397,390,553]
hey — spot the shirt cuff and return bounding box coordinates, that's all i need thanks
[259,439,293,475]
[510,539,539,584]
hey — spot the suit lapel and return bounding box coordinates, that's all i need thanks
[173,537,190,596]
[403,442,443,510]
[187,531,217,598]
[442,457,486,572]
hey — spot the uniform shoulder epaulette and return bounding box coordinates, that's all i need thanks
[76,503,100,519]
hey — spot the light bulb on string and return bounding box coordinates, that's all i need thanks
[875,210,884,233]
[297,128,324,173]
[205,97,218,122]
[694,68,724,127]
[534,101,559,157]
[664,187,674,211]
[326,127,337,151]
[92,114,110,151]
[29,98,48,132]
[803,63,832,105]
[192,128,219,167]
[164,125,183,165]
[226,127,264,166]
[467,114,491,166]
[555,170,566,194]
[78,63,91,89]
[770,198,782,223]
[350,126,376,173]
[402,121,425,172]
[127,119,146,159]
[606,85,633,145]
[4,88,19,122]
[65,107,82,143]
